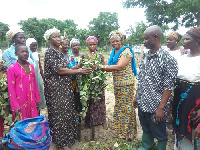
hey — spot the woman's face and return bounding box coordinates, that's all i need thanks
[14,32,26,44]
[166,35,177,49]
[87,39,97,52]
[110,37,122,50]
[61,40,70,52]
[72,42,80,53]
[49,31,61,47]
[30,42,38,52]
[183,34,196,50]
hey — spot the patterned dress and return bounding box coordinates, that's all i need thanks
[44,48,77,148]
[112,48,136,139]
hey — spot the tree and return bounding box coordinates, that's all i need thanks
[75,29,90,49]
[125,22,148,46]
[125,22,169,46]
[19,17,48,48]
[19,18,78,48]
[88,12,120,48]
[0,22,9,41]
[123,0,200,29]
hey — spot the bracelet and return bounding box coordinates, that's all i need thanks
[197,123,200,130]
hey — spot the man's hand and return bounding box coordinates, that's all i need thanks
[155,107,164,123]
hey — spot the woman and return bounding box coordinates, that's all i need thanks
[26,38,46,110]
[166,31,188,59]
[172,27,200,149]
[84,36,107,129]
[3,29,34,68]
[101,30,137,140]
[43,27,91,150]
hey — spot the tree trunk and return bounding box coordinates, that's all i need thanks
[197,11,200,27]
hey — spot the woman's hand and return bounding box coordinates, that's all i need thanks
[14,109,21,120]
[194,125,200,140]
[36,102,41,108]
[192,109,200,127]
[79,68,92,74]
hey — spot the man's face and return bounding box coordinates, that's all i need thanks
[143,32,155,49]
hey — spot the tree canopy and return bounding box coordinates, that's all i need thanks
[88,12,120,48]
[0,22,9,41]
[123,0,200,29]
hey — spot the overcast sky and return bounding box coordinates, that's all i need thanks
[0,0,188,35]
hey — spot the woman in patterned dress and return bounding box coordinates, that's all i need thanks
[43,28,91,150]
[84,36,107,129]
[101,30,137,140]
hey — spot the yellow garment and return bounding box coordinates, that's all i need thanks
[112,48,135,86]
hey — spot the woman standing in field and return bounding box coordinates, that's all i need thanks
[43,27,91,150]
[26,38,46,110]
[166,31,188,58]
[84,36,107,129]
[172,27,200,149]
[3,29,34,68]
[101,30,137,140]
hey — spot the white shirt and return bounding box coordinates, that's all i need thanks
[177,54,200,82]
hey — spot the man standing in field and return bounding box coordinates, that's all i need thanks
[134,25,178,150]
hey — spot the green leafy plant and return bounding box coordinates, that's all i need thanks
[77,53,107,117]
[0,61,14,126]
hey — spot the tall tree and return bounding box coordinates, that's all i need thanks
[123,0,200,29]
[0,22,9,41]
[75,29,90,48]
[125,22,169,46]
[88,12,120,48]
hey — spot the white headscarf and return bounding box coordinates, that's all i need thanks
[43,27,60,42]
[26,38,37,49]
[6,28,24,40]
[70,38,80,48]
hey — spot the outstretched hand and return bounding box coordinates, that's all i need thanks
[80,68,92,74]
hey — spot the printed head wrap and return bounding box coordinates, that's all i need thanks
[43,27,60,42]
[168,32,179,40]
[26,38,37,48]
[109,30,123,40]
[70,38,80,48]
[6,28,24,40]
[86,36,98,44]
[186,27,200,40]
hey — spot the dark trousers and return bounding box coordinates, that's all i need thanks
[138,107,168,141]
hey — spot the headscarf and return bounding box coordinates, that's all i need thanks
[86,36,98,44]
[168,32,179,40]
[186,27,200,40]
[6,28,24,40]
[70,38,80,48]
[109,30,123,40]
[43,27,60,42]
[26,38,37,48]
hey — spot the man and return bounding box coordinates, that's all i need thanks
[134,25,178,150]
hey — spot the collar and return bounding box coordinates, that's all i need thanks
[147,47,163,58]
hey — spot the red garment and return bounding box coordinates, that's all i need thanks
[0,116,4,137]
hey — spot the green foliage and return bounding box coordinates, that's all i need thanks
[124,22,169,46]
[18,18,78,48]
[0,22,9,41]
[75,29,90,48]
[82,135,157,150]
[0,61,14,126]
[123,0,200,29]
[77,53,107,117]
[88,12,120,48]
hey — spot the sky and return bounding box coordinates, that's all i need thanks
[0,0,188,35]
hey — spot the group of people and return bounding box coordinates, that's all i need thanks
[0,25,200,150]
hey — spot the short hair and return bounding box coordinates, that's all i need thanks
[186,27,200,41]
[15,44,27,53]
